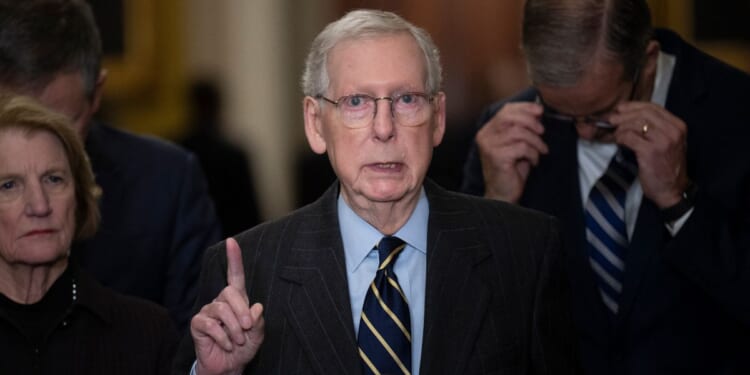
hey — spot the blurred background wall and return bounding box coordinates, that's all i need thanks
[94,0,750,220]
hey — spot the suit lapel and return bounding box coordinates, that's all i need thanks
[615,201,667,326]
[278,184,361,374]
[657,28,706,122]
[420,182,493,374]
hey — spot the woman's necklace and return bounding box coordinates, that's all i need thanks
[71,277,77,302]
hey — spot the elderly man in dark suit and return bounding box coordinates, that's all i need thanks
[462,0,750,374]
[174,9,579,375]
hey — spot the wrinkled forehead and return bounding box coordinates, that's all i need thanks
[326,33,428,93]
[0,126,63,149]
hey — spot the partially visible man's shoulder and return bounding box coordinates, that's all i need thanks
[657,28,750,85]
[97,292,178,368]
[225,185,339,255]
[77,269,177,337]
[429,184,561,263]
[435,185,556,225]
[235,194,332,240]
[108,291,176,329]
[87,123,196,167]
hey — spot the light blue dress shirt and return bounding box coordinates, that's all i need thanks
[339,188,428,375]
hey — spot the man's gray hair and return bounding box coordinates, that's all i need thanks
[301,9,442,97]
[522,0,652,86]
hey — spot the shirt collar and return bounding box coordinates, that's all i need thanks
[652,50,676,107]
[339,188,429,273]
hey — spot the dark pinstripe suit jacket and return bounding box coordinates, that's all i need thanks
[173,179,580,374]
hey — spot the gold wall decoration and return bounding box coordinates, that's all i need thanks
[92,0,157,99]
[92,0,185,138]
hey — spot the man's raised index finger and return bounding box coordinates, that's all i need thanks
[226,237,246,293]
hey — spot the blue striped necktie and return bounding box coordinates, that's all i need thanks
[584,148,638,314]
[358,236,412,375]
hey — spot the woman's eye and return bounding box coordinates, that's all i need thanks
[0,180,15,190]
[44,175,65,186]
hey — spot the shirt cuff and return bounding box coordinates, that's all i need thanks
[664,207,694,236]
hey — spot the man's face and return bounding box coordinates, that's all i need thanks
[303,33,446,209]
[36,72,100,139]
[537,60,638,143]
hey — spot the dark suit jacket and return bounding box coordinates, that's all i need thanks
[73,123,221,331]
[462,29,750,374]
[174,179,580,374]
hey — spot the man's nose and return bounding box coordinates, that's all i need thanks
[372,98,395,141]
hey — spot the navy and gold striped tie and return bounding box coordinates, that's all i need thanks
[358,236,411,375]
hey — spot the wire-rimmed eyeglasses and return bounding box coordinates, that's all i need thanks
[315,92,435,129]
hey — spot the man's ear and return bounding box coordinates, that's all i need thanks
[644,40,661,71]
[638,40,660,100]
[431,92,446,147]
[90,69,107,114]
[303,96,327,154]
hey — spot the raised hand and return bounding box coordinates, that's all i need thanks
[611,101,689,209]
[191,238,265,375]
[476,102,548,203]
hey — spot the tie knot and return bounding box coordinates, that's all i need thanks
[608,147,638,186]
[376,236,406,270]
[616,147,637,165]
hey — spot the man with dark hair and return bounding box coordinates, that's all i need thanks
[0,0,221,331]
[462,0,750,373]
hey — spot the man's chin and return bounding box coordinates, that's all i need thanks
[356,186,412,205]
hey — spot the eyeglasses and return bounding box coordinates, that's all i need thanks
[538,67,641,129]
[537,96,618,129]
[315,92,435,129]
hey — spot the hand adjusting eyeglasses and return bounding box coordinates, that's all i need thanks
[537,67,641,129]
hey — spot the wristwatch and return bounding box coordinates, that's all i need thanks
[660,180,698,222]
